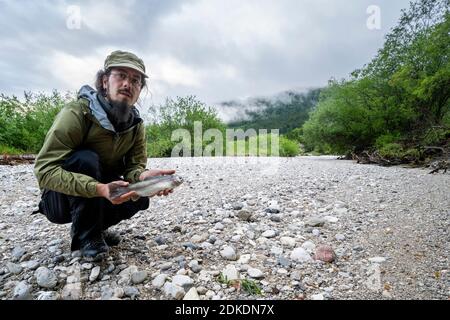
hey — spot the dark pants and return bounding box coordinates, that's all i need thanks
[36,150,149,251]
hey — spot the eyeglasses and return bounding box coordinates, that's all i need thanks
[110,71,142,88]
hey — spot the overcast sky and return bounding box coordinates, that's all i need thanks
[0,0,411,112]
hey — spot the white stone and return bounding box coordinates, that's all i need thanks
[237,254,251,264]
[35,267,58,289]
[369,257,387,263]
[183,287,200,300]
[163,282,185,300]
[89,266,101,282]
[221,264,240,281]
[152,274,168,288]
[220,246,237,260]
[172,275,194,291]
[262,230,277,238]
[324,216,339,223]
[290,247,312,263]
[280,237,296,248]
[13,281,32,300]
[247,267,264,279]
[311,293,325,300]
[301,241,316,252]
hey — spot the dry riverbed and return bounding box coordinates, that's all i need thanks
[0,156,448,300]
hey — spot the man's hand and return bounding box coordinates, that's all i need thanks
[139,169,176,197]
[96,180,139,205]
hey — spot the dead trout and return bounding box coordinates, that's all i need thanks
[109,175,183,200]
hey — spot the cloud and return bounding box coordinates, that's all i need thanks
[0,0,412,107]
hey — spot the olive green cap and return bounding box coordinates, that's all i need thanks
[104,50,148,78]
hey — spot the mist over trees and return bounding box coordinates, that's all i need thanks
[301,0,449,159]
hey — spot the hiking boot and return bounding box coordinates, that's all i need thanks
[102,230,122,247]
[80,235,109,259]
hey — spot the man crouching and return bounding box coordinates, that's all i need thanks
[33,50,174,259]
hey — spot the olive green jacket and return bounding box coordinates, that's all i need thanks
[34,85,147,198]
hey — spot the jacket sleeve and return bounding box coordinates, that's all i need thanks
[123,122,148,183]
[33,103,99,197]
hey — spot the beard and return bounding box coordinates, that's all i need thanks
[109,98,131,124]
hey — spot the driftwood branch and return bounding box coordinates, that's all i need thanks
[0,154,36,165]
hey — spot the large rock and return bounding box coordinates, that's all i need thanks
[35,267,58,289]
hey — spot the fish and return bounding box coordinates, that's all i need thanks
[109,175,184,200]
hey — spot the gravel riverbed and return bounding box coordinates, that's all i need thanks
[0,156,448,300]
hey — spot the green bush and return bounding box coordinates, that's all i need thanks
[375,133,401,150]
[146,96,226,157]
[0,91,68,153]
[280,136,300,157]
[302,2,449,157]
[378,143,404,158]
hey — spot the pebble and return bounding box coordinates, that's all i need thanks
[231,202,244,210]
[188,260,202,273]
[220,246,237,260]
[369,257,387,263]
[131,271,148,284]
[301,241,316,252]
[163,282,185,300]
[124,286,140,299]
[262,230,277,238]
[280,237,296,248]
[335,234,346,241]
[89,266,101,282]
[6,262,23,274]
[152,274,168,288]
[183,287,200,300]
[37,291,59,300]
[13,281,32,300]
[11,246,26,261]
[247,267,264,279]
[35,266,58,289]
[305,217,326,227]
[290,248,312,263]
[311,293,325,300]
[314,245,337,263]
[222,264,240,281]
[270,214,282,222]
[237,209,253,221]
[172,275,194,291]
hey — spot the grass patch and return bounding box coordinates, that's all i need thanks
[216,273,262,296]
